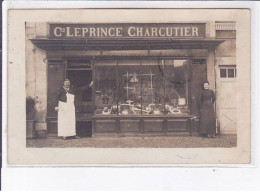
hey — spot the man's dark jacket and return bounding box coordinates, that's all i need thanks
[56,85,90,105]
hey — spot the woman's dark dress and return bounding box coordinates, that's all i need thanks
[199,89,216,136]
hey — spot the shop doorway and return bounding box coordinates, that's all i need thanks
[67,61,93,137]
[190,59,207,115]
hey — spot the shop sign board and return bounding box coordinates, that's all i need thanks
[50,23,206,39]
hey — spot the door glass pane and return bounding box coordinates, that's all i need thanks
[94,60,117,115]
[141,60,164,115]
[118,60,141,115]
[228,69,235,78]
[67,70,92,113]
[220,69,227,78]
[164,60,188,114]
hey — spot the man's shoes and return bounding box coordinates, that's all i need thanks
[62,136,67,140]
[75,136,81,139]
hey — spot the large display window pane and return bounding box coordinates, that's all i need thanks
[164,60,189,114]
[141,60,164,115]
[94,60,117,115]
[118,60,141,115]
[93,59,189,116]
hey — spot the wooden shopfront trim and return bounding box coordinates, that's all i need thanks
[92,114,196,137]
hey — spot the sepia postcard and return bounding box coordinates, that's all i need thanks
[6,8,251,165]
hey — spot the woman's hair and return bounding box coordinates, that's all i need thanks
[201,81,209,89]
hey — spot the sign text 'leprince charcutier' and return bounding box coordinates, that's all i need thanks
[50,23,206,39]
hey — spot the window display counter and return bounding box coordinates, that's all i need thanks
[92,114,196,137]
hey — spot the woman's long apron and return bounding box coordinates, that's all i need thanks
[58,92,76,137]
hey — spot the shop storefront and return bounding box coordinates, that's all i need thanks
[28,22,236,137]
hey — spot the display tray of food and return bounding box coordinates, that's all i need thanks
[92,113,194,118]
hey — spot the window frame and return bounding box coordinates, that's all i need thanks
[219,65,237,79]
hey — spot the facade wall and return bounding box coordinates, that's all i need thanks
[25,23,48,127]
[215,24,237,134]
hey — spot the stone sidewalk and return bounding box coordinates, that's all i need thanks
[27,134,237,148]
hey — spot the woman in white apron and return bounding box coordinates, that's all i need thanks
[55,79,93,140]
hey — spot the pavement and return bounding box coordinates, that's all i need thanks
[27,134,237,148]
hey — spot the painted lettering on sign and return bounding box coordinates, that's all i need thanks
[50,23,205,39]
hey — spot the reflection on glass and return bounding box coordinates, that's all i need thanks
[141,60,164,115]
[118,60,141,115]
[164,60,188,114]
[94,60,117,115]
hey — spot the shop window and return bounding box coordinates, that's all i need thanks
[219,66,236,78]
[94,59,189,115]
[141,60,164,115]
[118,60,141,115]
[94,60,117,115]
[164,60,189,114]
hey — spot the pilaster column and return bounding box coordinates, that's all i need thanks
[206,46,216,91]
